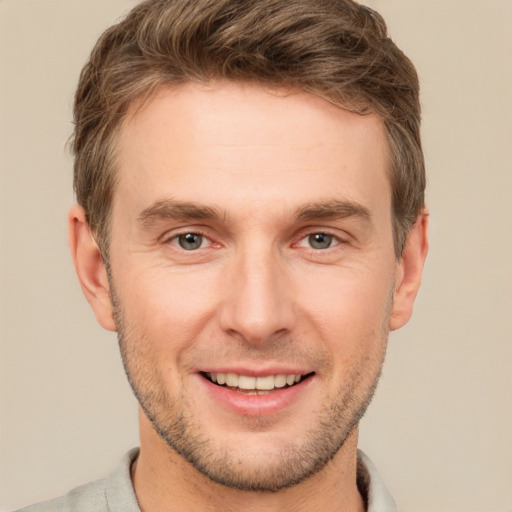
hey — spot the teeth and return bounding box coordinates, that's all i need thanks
[256,375,275,390]
[274,374,287,388]
[238,375,256,389]
[207,372,304,390]
[225,373,238,387]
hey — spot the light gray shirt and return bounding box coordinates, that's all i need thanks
[16,448,397,512]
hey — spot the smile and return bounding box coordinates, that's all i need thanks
[202,372,313,395]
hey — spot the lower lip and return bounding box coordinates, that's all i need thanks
[198,374,314,417]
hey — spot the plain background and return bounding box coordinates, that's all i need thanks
[1,0,511,510]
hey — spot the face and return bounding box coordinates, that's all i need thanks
[107,82,399,491]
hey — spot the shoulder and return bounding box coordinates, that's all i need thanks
[13,448,140,512]
[13,479,107,512]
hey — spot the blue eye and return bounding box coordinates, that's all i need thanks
[177,233,204,250]
[308,233,334,249]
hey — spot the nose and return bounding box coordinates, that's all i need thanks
[218,243,296,345]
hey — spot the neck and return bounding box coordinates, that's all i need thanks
[132,410,365,512]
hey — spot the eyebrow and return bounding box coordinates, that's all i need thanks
[137,198,371,228]
[296,199,371,223]
[137,199,222,228]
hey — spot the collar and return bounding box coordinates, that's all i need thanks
[106,448,397,512]
[357,450,397,512]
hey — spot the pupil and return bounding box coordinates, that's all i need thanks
[309,233,332,249]
[179,233,202,250]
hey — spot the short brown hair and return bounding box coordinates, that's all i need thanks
[72,0,425,258]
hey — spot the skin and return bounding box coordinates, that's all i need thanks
[69,82,428,512]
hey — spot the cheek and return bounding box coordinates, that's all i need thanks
[295,264,393,353]
[114,263,221,345]
[112,267,221,395]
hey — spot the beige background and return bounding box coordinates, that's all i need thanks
[1,0,511,510]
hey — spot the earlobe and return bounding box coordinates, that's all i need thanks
[389,210,429,331]
[68,205,117,332]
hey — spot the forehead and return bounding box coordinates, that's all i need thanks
[114,81,390,220]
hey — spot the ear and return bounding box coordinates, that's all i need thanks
[390,210,429,331]
[68,204,116,332]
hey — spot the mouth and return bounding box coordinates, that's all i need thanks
[201,371,314,395]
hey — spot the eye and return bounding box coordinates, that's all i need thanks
[308,233,334,249]
[301,233,339,250]
[175,233,207,250]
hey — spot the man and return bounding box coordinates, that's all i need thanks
[19,0,428,510]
